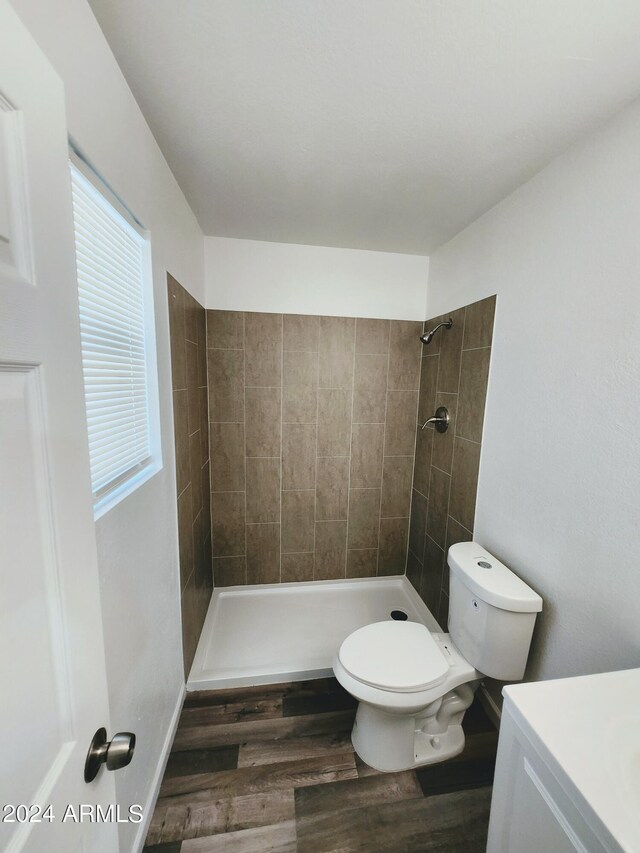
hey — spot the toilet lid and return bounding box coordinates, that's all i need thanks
[338,621,449,693]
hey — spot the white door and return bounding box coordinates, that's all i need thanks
[0,3,119,851]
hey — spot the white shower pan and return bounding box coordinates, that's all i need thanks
[187,576,440,691]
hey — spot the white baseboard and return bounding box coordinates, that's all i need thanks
[132,684,185,852]
[479,684,502,729]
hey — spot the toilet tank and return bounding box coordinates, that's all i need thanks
[447,542,543,681]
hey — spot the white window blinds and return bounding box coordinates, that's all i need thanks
[70,163,153,502]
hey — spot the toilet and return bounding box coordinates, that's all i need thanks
[333,542,543,772]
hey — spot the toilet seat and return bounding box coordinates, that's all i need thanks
[338,621,449,693]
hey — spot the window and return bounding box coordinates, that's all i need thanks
[70,155,160,517]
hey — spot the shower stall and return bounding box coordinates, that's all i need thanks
[188,576,439,690]
[167,278,496,689]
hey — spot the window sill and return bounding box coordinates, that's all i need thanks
[93,459,162,521]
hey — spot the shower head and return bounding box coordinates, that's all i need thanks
[420,318,453,346]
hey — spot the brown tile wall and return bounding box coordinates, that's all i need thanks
[207,311,422,585]
[167,274,213,676]
[407,296,496,624]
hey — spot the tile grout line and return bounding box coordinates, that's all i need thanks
[376,324,392,576]
[440,305,468,610]
[426,532,446,551]
[404,370,421,581]
[343,320,357,578]
[454,435,482,446]
[402,326,421,579]
[421,317,440,596]
[312,317,320,581]
[204,309,214,589]
[461,344,492,353]
[242,313,248,585]
[243,455,283,459]
[279,314,284,583]
[431,462,452,477]
[447,513,474,535]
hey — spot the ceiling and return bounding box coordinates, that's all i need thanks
[88,0,640,255]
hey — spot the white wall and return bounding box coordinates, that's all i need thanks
[427,99,640,698]
[205,235,429,319]
[9,1,204,848]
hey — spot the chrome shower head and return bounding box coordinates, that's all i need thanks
[420,318,453,345]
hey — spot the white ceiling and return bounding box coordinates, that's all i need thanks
[87,0,640,255]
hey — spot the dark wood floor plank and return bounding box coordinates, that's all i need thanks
[146,790,295,846]
[296,786,493,853]
[355,753,382,777]
[182,677,337,708]
[416,755,495,798]
[463,696,496,733]
[179,820,297,852]
[179,697,282,727]
[164,745,239,779]
[282,682,357,717]
[183,684,290,708]
[295,770,423,820]
[146,803,191,847]
[149,677,497,852]
[172,709,355,751]
[451,729,499,763]
[238,731,353,767]
[355,730,498,779]
[159,752,358,798]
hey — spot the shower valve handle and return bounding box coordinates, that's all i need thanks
[420,406,450,433]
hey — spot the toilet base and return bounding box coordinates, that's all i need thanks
[351,683,476,772]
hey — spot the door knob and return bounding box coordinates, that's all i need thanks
[84,727,136,782]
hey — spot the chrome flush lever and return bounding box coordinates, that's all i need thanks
[420,406,450,433]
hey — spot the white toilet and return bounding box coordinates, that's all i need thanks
[333,542,543,772]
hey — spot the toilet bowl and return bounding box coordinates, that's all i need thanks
[334,621,480,770]
[334,542,543,772]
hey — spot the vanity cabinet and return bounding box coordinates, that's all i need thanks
[487,670,640,853]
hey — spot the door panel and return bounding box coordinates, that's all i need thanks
[0,93,34,286]
[0,2,117,851]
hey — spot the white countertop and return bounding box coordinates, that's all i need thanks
[504,667,640,853]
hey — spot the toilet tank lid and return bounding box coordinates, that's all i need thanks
[448,542,543,613]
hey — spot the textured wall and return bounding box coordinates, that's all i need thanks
[204,236,429,319]
[407,296,495,624]
[167,275,213,674]
[426,97,640,704]
[207,311,422,584]
[7,1,205,847]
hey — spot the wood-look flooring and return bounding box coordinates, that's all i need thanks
[143,678,498,852]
